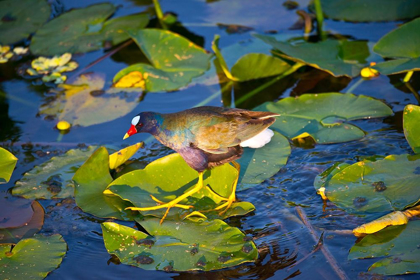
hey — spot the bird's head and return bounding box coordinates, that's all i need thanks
[123,112,160,140]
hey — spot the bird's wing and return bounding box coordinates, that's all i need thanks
[194,119,242,152]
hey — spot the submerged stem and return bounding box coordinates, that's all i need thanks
[405,82,420,105]
[313,0,326,40]
[345,77,364,94]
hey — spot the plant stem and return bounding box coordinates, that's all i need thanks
[194,81,233,107]
[345,77,364,93]
[403,70,414,83]
[313,0,326,41]
[153,0,168,30]
[405,82,420,104]
[235,62,304,106]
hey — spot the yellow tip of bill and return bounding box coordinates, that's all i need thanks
[123,133,130,140]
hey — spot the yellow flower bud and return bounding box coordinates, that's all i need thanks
[57,120,71,131]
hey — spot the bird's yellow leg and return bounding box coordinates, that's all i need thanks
[215,161,240,214]
[126,172,204,224]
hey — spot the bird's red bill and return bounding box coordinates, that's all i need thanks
[123,125,137,140]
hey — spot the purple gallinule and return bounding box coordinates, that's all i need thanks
[123,106,278,223]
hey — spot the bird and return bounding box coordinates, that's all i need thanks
[123,106,279,223]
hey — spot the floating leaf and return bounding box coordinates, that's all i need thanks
[373,18,420,75]
[0,201,44,244]
[113,29,211,92]
[12,146,96,199]
[317,0,420,22]
[0,197,33,229]
[212,35,291,82]
[0,147,17,184]
[237,131,290,191]
[101,218,257,271]
[254,93,393,144]
[314,162,351,200]
[0,234,67,280]
[39,73,142,127]
[0,0,51,45]
[109,142,143,170]
[403,105,420,153]
[349,221,420,275]
[73,147,137,221]
[254,34,369,77]
[30,3,149,55]
[107,153,251,220]
[324,154,420,213]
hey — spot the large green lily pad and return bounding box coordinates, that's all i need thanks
[254,93,393,144]
[12,146,96,199]
[0,0,51,45]
[30,3,149,55]
[373,18,420,75]
[349,221,420,275]
[254,34,369,77]
[102,218,257,271]
[237,131,290,190]
[317,0,420,22]
[113,29,211,92]
[39,73,142,127]
[0,234,67,280]
[0,147,17,184]
[212,35,291,82]
[107,153,254,219]
[324,154,420,213]
[73,147,138,221]
[403,104,420,153]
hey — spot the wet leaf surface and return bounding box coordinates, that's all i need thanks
[73,147,138,221]
[254,34,369,77]
[254,93,393,144]
[30,3,149,55]
[324,154,420,213]
[113,29,211,92]
[0,0,51,45]
[318,0,420,22]
[349,221,420,275]
[237,131,290,191]
[403,104,420,153]
[102,218,257,271]
[0,197,33,229]
[0,147,17,184]
[39,73,142,127]
[0,234,67,279]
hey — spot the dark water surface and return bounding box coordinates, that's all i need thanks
[1,0,420,279]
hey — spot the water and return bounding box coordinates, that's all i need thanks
[1,0,420,279]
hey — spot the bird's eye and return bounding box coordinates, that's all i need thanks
[131,116,140,126]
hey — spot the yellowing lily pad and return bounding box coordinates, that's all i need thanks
[373,18,420,75]
[0,234,67,280]
[324,154,420,213]
[30,3,149,55]
[403,105,420,153]
[254,93,393,144]
[101,218,257,271]
[254,34,369,77]
[0,147,17,184]
[349,221,420,275]
[113,29,211,92]
[109,142,143,170]
[39,73,142,127]
[0,0,51,45]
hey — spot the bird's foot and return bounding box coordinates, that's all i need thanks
[214,161,240,215]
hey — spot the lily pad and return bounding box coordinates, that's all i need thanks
[109,142,143,170]
[317,0,420,22]
[237,131,290,191]
[12,146,97,199]
[73,147,138,221]
[212,35,291,82]
[373,18,420,75]
[30,3,149,55]
[113,29,211,92]
[0,234,67,280]
[0,201,44,244]
[0,197,33,229]
[254,34,369,77]
[349,221,420,275]
[0,0,51,45]
[39,73,142,127]
[107,153,252,219]
[403,104,420,153]
[254,93,393,144]
[325,154,420,213]
[0,147,17,184]
[101,218,257,271]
